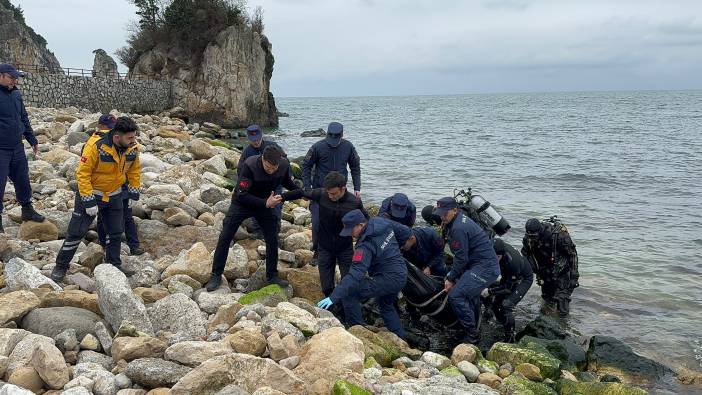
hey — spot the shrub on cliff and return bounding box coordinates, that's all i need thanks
[116,0,263,69]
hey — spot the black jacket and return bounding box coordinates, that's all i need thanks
[521,222,578,278]
[235,155,299,208]
[0,85,37,150]
[283,188,368,252]
[490,241,533,295]
[236,140,284,172]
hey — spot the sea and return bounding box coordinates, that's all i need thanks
[265,91,702,379]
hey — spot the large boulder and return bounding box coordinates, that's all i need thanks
[30,342,71,389]
[555,380,648,395]
[348,325,404,367]
[519,336,586,371]
[274,302,319,336]
[225,328,267,357]
[187,139,218,160]
[500,375,557,395]
[383,374,498,395]
[138,220,219,257]
[31,289,101,315]
[293,327,364,392]
[4,257,61,291]
[5,333,55,376]
[196,291,241,315]
[20,307,105,340]
[160,242,211,284]
[164,341,233,367]
[0,290,41,325]
[0,328,30,357]
[94,264,154,335]
[111,336,168,362]
[286,267,324,302]
[148,293,207,340]
[170,353,306,395]
[17,221,59,241]
[282,233,311,252]
[125,357,192,389]
[586,335,673,385]
[196,155,228,176]
[223,243,249,280]
[486,342,561,380]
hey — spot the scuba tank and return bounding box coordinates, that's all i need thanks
[468,194,511,236]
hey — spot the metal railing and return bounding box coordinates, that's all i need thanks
[12,63,157,81]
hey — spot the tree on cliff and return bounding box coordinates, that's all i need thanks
[0,0,48,47]
[116,0,261,69]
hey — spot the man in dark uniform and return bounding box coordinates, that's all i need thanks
[237,124,285,236]
[301,122,361,261]
[206,145,299,291]
[317,209,408,338]
[400,226,447,277]
[521,217,579,317]
[52,117,141,280]
[93,115,144,256]
[0,63,45,232]
[482,238,533,342]
[282,171,367,297]
[436,197,500,343]
[379,193,416,227]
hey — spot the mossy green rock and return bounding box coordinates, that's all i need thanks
[290,162,302,179]
[440,365,463,377]
[208,140,232,149]
[238,284,287,305]
[574,371,598,382]
[556,380,648,395]
[487,342,561,380]
[364,356,381,369]
[348,326,403,367]
[332,379,371,395]
[520,335,586,371]
[469,344,499,374]
[501,375,557,395]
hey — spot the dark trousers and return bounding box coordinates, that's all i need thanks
[0,144,32,213]
[317,245,353,296]
[310,201,319,251]
[540,271,574,316]
[344,272,407,338]
[448,265,500,334]
[492,273,533,334]
[56,195,124,268]
[212,201,279,280]
[97,195,139,250]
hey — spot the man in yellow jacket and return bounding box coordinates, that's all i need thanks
[51,116,141,281]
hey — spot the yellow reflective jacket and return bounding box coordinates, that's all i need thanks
[76,133,141,203]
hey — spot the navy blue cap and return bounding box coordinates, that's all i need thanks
[390,193,409,218]
[98,114,116,129]
[247,124,262,142]
[340,209,367,236]
[326,122,343,147]
[525,218,542,236]
[0,64,23,78]
[434,197,458,216]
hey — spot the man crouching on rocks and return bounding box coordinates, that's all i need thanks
[52,116,141,281]
[206,145,300,292]
[317,209,408,338]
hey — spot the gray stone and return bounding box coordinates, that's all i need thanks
[196,291,241,314]
[68,272,97,292]
[148,293,207,340]
[164,341,233,367]
[168,279,194,298]
[214,384,249,395]
[61,387,94,395]
[386,374,498,394]
[20,307,105,341]
[0,329,30,357]
[114,373,132,390]
[421,351,452,370]
[0,384,35,395]
[200,185,231,205]
[94,264,154,335]
[457,361,481,383]
[5,333,54,376]
[78,350,114,370]
[260,316,305,344]
[66,131,89,147]
[4,257,61,291]
[55,328,79,353]
[95,322,114,356]
[124,357,192,388]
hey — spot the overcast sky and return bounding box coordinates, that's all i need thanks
[12,0,702,97]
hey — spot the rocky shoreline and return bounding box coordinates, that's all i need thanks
[0,106,698,395]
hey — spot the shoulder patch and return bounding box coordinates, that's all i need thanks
[80,156,88,163]
[352,249,364,263]
[239,180,250,188]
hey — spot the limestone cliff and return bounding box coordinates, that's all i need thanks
[92,49,118,78]
[0,0,60,69]
[130,25,277,128]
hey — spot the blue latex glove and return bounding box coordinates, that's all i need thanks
[317,297,333,310]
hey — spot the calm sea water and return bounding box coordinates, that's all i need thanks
[268,91,702,374]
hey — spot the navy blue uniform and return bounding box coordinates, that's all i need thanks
[301,138,361,251]
[487,241,533,339]
[96,185,140,253]
[404,227,447,277]
[0,85,37,213]
[330,218,407,337]
[211,155,299,280]
[283,187,368,296]
[379,196,416,227]
[445,212,500,335]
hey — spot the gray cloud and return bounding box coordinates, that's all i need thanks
[12,0,702,96]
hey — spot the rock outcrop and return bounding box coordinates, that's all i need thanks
[0,0,60,68]
[91,49,118,78]
[130,23,277,128]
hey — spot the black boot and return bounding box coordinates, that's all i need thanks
[461,329,481,345]
[21,204,45,222]
[0,217,4,233]
[129,246,145,256]
[504,331,516,343]
[51,265,69,282]
[206,274,223,292]
[266,276,289,288]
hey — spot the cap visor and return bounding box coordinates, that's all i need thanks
[339,226,353,237]
[247,134,262,142]
[390,207,406,218]
[434,207,449,217]
[326,135,342,146]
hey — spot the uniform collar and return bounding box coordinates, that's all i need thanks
[0,85,16,93]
